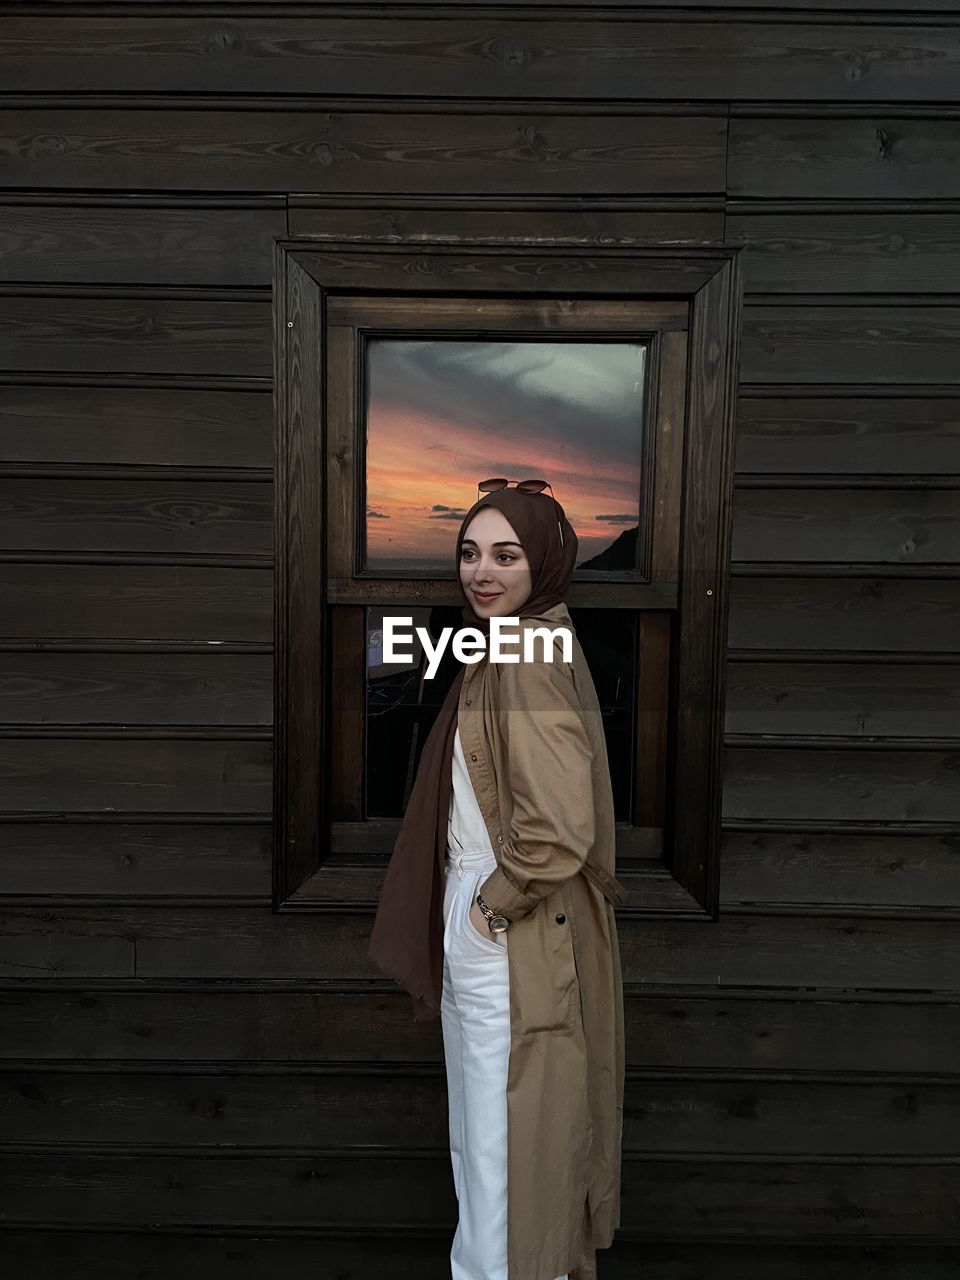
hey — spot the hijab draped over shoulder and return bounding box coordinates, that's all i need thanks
[368,487,579,1018]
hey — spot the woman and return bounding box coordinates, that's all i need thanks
[369,483,627,1280]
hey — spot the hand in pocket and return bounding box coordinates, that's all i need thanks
[468,896,505,947]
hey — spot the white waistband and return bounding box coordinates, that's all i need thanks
[445,846,498,872]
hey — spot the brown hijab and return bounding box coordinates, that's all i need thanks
[368,486,579,1019]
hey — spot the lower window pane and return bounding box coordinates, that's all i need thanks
[365,607,636,821]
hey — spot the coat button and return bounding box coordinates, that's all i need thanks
[497,835,503,843]
[470,753,478,762]
[465,699,471,706]
[555,913,566,924]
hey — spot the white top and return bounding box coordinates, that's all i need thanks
[447,725,495,855]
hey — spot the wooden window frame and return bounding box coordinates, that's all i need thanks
[274,237,742,921]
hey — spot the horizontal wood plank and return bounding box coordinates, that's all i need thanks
[0,739,272,814]
[732,487,960,565]
[0,654,272,726]
[0,478,272,557]
[0,907,955,990]
[1,823,954,910]
[732,212,960,295]
[734,395,960,476]
[719,830,960,910]
[2,1234,955,1280]
[0,823,270,897]
[1,565,272,641]
[3,735,956,835]
[0,385,272,468]
[4,0,950,8]
[2,1068,957,1157]
[726,662,960,739]
[0,1150,956,1237]
[728,577,960,653]
[288,198,723,245]
[3,989,957,1074]
[0,202,284,288]
[0,294,271,378]
[730,117,960,199]
[0,1233,455,1280]
[723,745,960,824]
[3,19,960,102]
[0,110,726,193]
[742,305,960,385]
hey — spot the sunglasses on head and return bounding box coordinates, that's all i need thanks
[477,477,564,549]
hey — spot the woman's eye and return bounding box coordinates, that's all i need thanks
[459,550,519,564]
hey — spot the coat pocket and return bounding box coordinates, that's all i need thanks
[515,888,579,1036]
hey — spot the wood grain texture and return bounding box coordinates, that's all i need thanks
[0,109,725,194]
[730,117,960,199]
[734,394,960,476]
[726,661,960,738]
[0,653,272,726]
[0,906,956,989]
[1,1150,957,1237]
[729,576,960,653]
[0,384,272,468]
[2,2,959,1265]
[732,486,960,565]
[2,1235,957,1280]
[3,17,960,102]
[742,304,960,385]
[2,824,956,909]
[0,822,271,897]
[723,745,960,824]
[1,565,272,641]
[289,197,724,245]
[0,293,271,377]
[0,201,284,287]
[4,988,958,1074]
[0,738,272,815]
[719,830,960,910]
[1,1068,958,1156]
[0,478,272,556]
[732,212,960,295]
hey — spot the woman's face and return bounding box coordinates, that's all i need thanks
[459,506,533,618]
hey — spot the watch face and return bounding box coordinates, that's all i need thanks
[490,916,510,933]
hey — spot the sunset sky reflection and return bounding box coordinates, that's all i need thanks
[364,339,646,571]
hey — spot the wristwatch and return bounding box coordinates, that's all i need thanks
[476,891,510,935]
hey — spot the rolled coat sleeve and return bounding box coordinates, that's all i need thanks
[476,645,596,922]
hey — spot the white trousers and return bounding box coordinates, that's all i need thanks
[441,846,568,1280]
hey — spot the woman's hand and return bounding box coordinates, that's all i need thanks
[469,897,496,941]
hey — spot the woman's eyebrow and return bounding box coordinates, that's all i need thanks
[462,539,523,548]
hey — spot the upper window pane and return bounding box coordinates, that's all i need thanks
[363,339,648,575]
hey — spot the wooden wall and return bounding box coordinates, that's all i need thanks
[2,4,959,1275]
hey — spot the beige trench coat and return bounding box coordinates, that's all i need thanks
[454,601,627,1280]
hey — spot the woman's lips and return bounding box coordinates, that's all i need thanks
[473,590,501,602]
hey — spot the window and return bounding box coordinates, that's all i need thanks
[274,236,742,919]
[363,338,647,576]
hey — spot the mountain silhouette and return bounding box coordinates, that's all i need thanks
[577,524,638,572]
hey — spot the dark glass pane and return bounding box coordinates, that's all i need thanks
[568,607,636,824]
[365,605,462,820]
[364,339,647,575]
[365,606,636,822]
